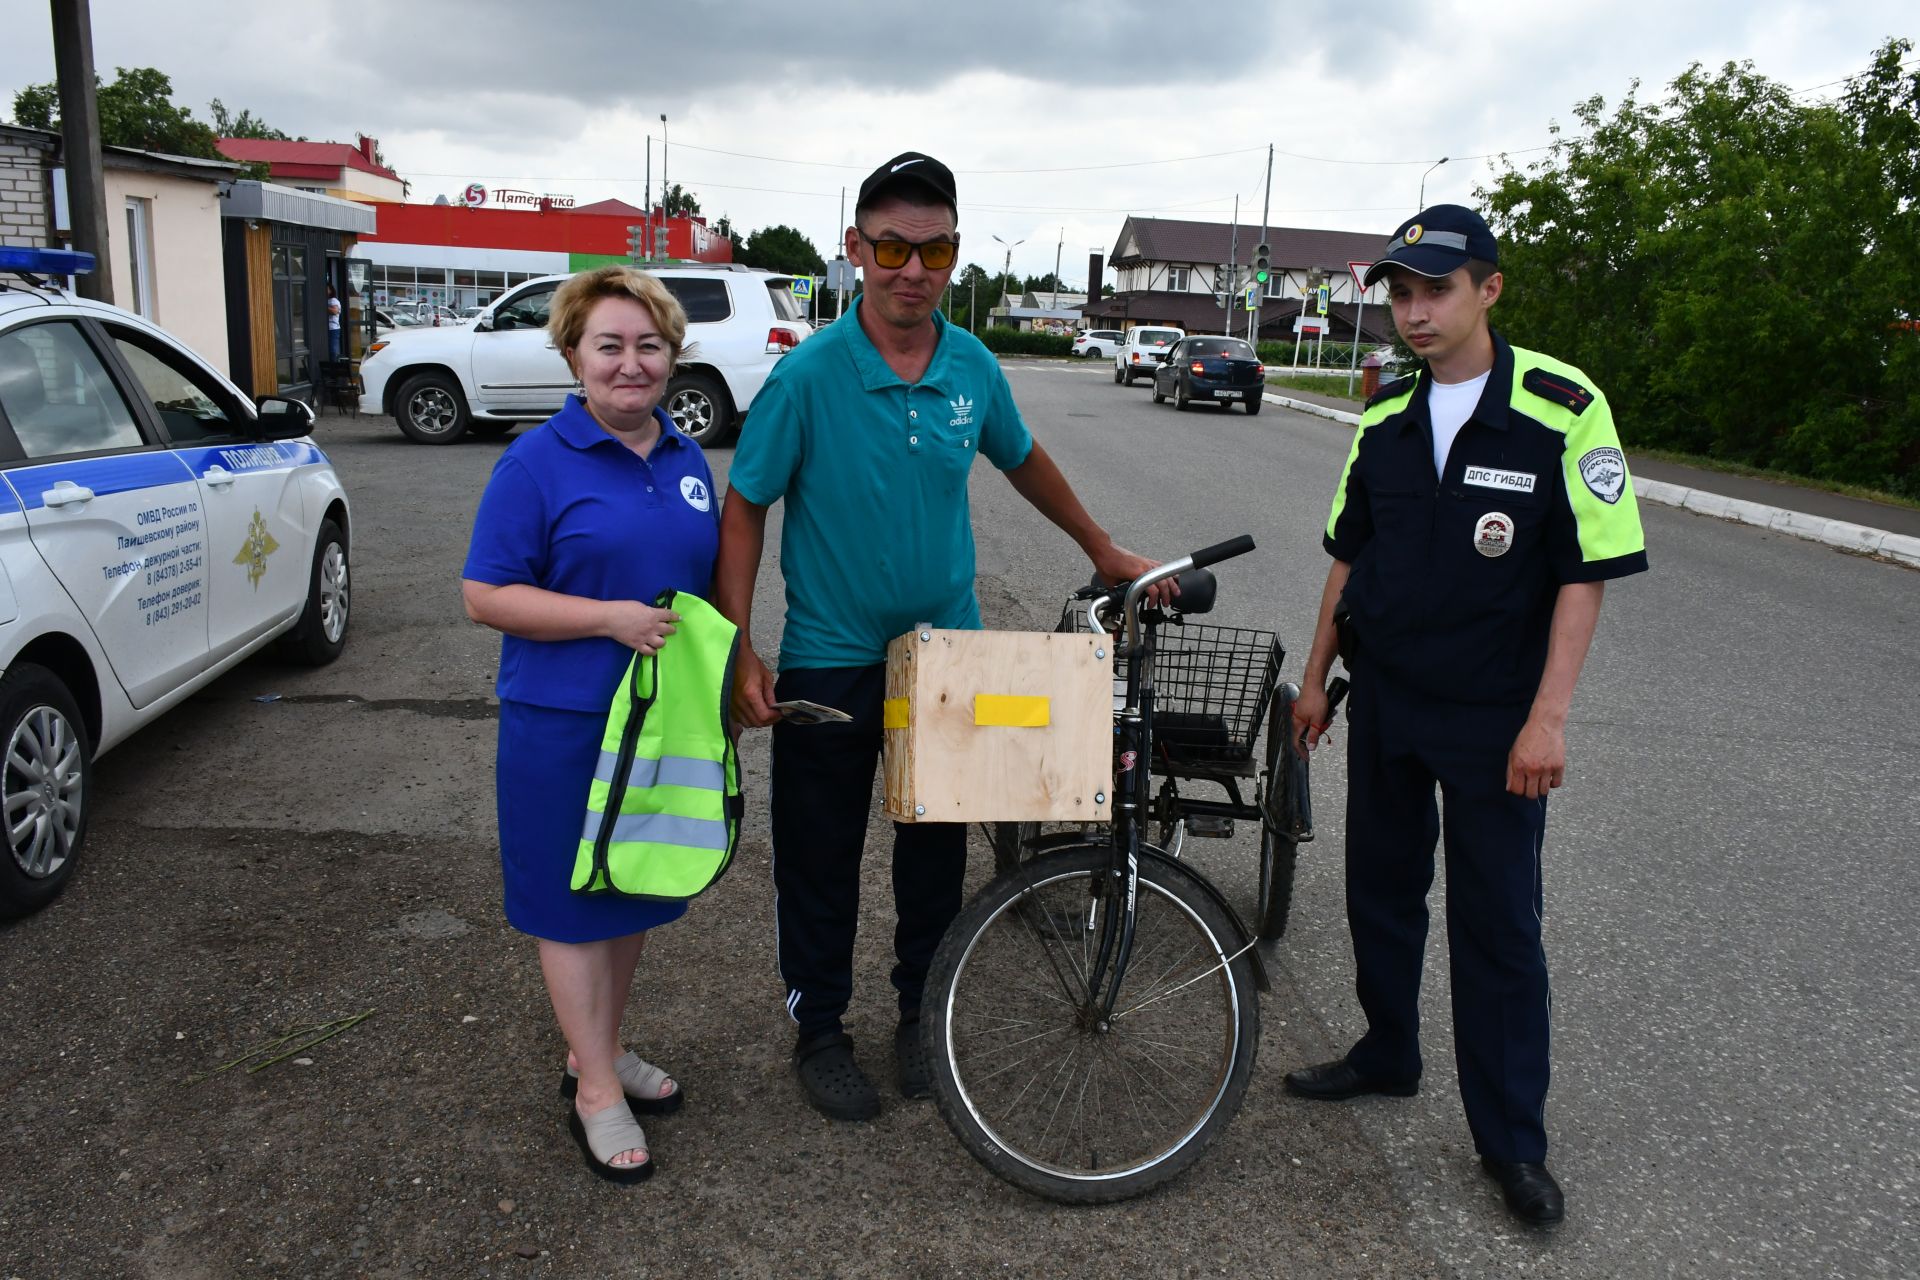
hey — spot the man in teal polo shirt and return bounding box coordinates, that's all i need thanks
[715,151,1158,1122]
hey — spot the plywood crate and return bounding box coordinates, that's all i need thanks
[883,628,1112,824]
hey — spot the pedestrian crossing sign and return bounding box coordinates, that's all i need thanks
[1243,286,1259,311]
[791,277,814,301]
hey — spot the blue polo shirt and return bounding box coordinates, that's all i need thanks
[463,395,720,711]
[727,297,1034,669]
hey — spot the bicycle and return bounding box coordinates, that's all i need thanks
[925,535,1330,1203]
[983,558,1336,943]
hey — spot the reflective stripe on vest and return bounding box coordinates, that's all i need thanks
[571,589,742,900]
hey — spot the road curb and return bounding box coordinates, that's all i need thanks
[1260,390,1920,569]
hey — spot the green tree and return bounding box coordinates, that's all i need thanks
[208,98,295,140]
[738,224,824,276]
[661,182,700,217]
[12,66,219,159]
[712,214,746,259]
[1479,39,1920,494]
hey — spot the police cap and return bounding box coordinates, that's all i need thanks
[1363,204,1499,287]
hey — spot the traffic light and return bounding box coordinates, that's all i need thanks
[626,225,645,263]
[1254,243,1271,286]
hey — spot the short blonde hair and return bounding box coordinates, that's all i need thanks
[547,266,688,375]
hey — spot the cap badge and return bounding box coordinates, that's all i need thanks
[1404,224,1424,245]
[1473,512,1513,558]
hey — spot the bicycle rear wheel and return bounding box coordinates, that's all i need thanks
[924,844,1260,1204]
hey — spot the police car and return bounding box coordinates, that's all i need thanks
[0,248,351,918]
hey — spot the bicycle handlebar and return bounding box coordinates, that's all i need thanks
[1119,534,1257,654]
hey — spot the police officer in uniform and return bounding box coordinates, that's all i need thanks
[1285,205,1647,1226]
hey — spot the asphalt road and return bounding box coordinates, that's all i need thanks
[0,359,1912,1278]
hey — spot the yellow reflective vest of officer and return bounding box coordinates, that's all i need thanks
[572,590,742,900]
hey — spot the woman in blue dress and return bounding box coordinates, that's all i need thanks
[461,267,720,1183]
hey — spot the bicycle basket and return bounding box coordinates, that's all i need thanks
[1145,624,1282,767]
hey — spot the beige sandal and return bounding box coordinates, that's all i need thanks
[567,1098,654,1183]
[560,1050,683,1114]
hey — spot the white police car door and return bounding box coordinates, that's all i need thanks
[471,282,571,413]
[100,323,310,663]
[0,319,209,707]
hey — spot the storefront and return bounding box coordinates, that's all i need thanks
[357,200,730,312]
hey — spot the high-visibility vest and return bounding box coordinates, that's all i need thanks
[572,589,742,901]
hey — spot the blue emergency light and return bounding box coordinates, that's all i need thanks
[0,247,97,276]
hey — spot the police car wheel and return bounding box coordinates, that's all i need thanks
[0,665,91,919]
[665,371,734,448]
[395,372,470,444]
[282,519,350,666]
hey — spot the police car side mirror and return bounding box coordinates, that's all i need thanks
[255,395,316,440]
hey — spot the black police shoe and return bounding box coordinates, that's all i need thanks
[1481,1158,1566,1225]
[1283,1058,1419,1101]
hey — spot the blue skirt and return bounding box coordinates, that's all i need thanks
[496,699,690,942]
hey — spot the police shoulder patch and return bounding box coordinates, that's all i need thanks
[1365,374,1417,410]
[1521,367,1593,415]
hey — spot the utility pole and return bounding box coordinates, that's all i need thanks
[1223,196,1238,336]
[658,113,669,260]
[835,185,847,319]
[1051,226,1062,310]
[51,0,111,302]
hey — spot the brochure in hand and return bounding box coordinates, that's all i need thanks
[771,699,853,726]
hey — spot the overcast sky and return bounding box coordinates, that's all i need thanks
[3,1,1913,285]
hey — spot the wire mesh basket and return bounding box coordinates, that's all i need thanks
[1145,623,1283,767]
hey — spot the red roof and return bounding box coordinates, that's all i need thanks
[216,137,402,183]
[570,198,648,217]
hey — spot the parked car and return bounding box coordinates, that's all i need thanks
[1072,329,1124,359]
[359,264,812,446]
[374,307,421,336]
[1113,327,1185,385]
[1151,335,1266,414]
[0,247,352,917]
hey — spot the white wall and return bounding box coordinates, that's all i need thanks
[103,169,230,374]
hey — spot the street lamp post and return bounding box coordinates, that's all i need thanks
[991,233,1024,328]
[1418,156,1449,210]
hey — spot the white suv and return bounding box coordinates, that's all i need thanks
[1114,327,1186,385]
[360,264,812,447]
[1072,329,1124,359]
[0,248,352,917]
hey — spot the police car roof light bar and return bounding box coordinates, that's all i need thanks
[0,246,98,290]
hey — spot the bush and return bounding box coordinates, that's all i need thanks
[976,327,1074,357]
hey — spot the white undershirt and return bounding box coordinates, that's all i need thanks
[1426,370,1489,480]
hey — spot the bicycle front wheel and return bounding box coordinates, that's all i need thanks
[924,844,1260,1204]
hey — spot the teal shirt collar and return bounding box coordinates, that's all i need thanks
[839,295,957,394]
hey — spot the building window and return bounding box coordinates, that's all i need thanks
[1266,272,1287,299]
[1166,267,1190,292]
[271,239,308,389]
[124,197,156,318]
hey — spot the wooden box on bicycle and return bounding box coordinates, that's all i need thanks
[882,628,1112,824]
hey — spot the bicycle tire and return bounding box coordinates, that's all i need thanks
[924,844,1260,1204]
[1255,811,1299,941]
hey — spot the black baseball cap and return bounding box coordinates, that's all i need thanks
[1362,204,1499,286]
[856,152,958,219]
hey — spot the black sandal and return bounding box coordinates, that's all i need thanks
[793,1031,880,1122]
[895,1018,932,1101]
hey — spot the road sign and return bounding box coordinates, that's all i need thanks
[1243,286,1259,311]
[791,276,813,301]
[1348,260,1373,293]
[1296,315,1329,334]
[1316,285,1331,316]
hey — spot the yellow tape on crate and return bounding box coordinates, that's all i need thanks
[973,694,1051,728]
[882,697,910,729]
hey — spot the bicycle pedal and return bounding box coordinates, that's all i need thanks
[1184,816,1234,838]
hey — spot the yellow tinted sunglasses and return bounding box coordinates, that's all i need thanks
[858,230,959,271]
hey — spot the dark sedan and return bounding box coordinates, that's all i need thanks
[1151,336,1265,414]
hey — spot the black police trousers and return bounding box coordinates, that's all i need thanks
[1342,664,1552,1163]
[769,663,967,1041]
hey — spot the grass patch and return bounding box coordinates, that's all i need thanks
[1266,373,1366,402]
[1628,449,1920,512]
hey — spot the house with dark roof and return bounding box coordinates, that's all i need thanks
[215,135,406,204]
[1083,215,1394,344]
